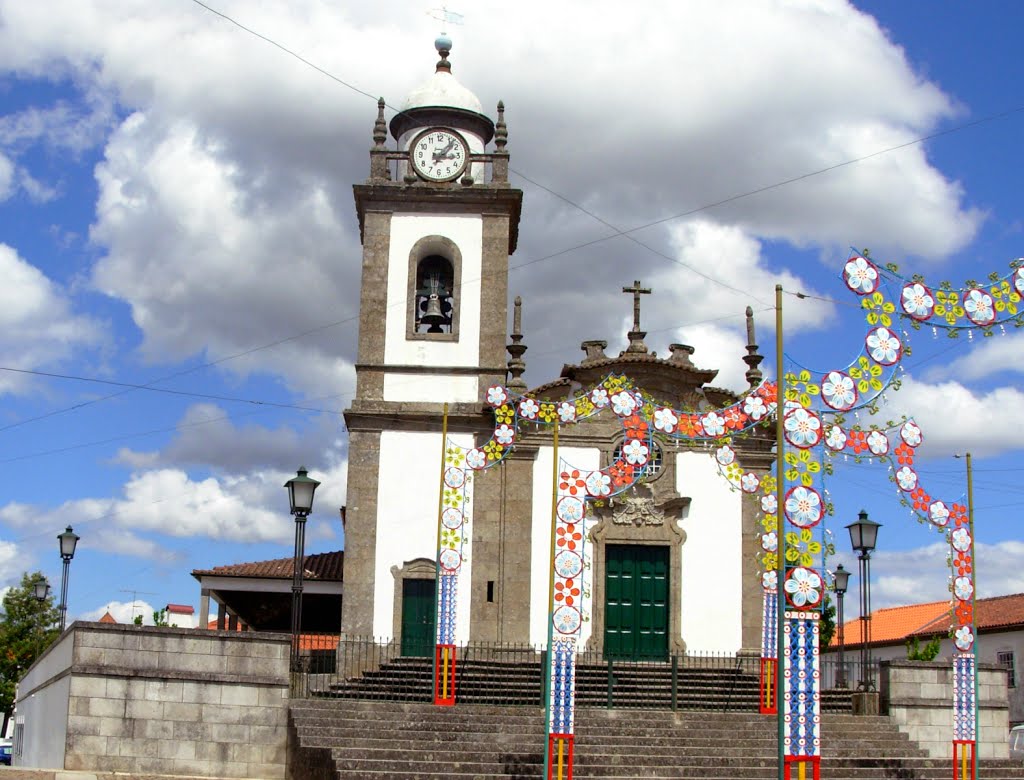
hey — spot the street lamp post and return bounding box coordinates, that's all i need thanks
[833,563,851,689]
[285,467,320,671]
[57,526,80,633]
[846,509,881,691]
[33,577,50,603]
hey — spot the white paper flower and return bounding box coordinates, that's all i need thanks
[518,398,539,419]
[741,473,760,493]
[844,256,879,293]
[784,408,822,447]
[901,283,935,319]
[702,412,726,437]
[867,430,889,456]
[558,402,576,423]
[744,395,767,421]
[761,494,778,514]
[954,576,974,601]
[653,407,678,432]
[486,385,508,406]
[761,532,778,552]
[954,625,974,651]
[866,327,901,365]
[825,425,847,451]
[466,449,487,469]
[495,424,515,445]
[585,471,611,497]
[784,567,822,608]
[1015,267,1024,297]
[951,528,972,553]
[900,421,923,447]
[762,571,778,590]
[715,445,735,466]
[611,391,637,416]
[785,486,823,528]
[591,388,609,407]
[964,288,995,325]
[822,371,857,410]
[621,439,649,465]
[929,501,950,527]
[895,466,918,491]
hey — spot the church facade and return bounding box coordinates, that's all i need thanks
[340,37,770,660]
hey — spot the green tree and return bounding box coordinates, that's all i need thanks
[818,593,837,650]
[906,635,942,661]
[0,572,61,716]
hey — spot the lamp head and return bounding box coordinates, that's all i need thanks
[846,509,881,554]
[58,525,80,560]
[285,467,320,516]
[833,563,851,595]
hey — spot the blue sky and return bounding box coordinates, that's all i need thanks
[0,1,1021,625]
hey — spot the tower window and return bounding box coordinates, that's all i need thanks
[414,255,455,334]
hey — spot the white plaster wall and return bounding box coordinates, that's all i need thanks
[14,629,74,769]
[383,373,478,403]
[529,445,601,647]
[676,451,744,653]
[383,214,483,403]
[374,429,475,642]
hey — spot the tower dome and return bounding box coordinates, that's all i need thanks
[390,36,494,145]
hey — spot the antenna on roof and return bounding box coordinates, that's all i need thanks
[120,588,157,623]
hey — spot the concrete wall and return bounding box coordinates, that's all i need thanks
[15,621,290,779]
[880,659,1009,760]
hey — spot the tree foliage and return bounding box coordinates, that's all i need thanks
[818,593,837,650]
[906,635,942,661]
[0,572,61,715]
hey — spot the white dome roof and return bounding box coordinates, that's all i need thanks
[401,68,484,115]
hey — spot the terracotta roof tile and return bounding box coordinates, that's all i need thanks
[191,550,344,582]
[834,592,1024,648]
[165,604,194,614]
[98,611,117,624]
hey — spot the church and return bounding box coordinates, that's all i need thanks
[191,35,774,666]
[334,34,772,662]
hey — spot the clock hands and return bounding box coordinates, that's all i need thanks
[432,137,456,161]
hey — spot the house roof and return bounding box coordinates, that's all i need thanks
[165,603,194,615]
[834,592,1024,648]
[191,550,344,582]
[98,611,117,624]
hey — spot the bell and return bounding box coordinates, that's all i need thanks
[420,293,446,331]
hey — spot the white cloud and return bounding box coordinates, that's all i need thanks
[834,540,1024,611]
[0,541,23,588]
[881,375,1024,457]
[81,599,156,625]
[0,152,13,200]
[934,331,1024,382]
[0,244,105,395]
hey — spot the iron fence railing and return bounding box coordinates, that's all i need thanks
[819,656,881,691]
[290,635,773,712]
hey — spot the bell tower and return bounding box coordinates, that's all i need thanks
[342,37,523,639]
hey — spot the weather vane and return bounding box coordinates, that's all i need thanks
[427,5,464,37]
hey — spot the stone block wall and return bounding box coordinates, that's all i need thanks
[880,659,1010,760]
[16,621,290,779]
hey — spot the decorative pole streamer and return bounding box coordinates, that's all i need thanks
[775,285,787,780]
[433,403,457,705]
[953,451,978,780]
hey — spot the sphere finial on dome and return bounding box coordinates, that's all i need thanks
[435,34,452,73]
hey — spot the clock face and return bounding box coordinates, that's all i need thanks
[410,128,469,182]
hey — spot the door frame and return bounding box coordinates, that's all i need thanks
[391,558,436,651]
[604,543,671,660]
[587,493,688,657]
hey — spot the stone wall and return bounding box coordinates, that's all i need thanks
[880,658,1009,760]
[15,621,290,779]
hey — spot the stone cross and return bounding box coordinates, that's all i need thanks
[621,280,652,355]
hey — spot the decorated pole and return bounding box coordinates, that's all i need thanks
[775,284,786,780]
[433,403,457,706]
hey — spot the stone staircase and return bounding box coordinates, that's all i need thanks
[316,655,853,712]
[289,698,1024,779]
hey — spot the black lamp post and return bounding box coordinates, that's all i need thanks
[285,467,320,670]
[33,577,51,603]
[846,509,881,691]
[57,525,80,633]
[833,563,851,689]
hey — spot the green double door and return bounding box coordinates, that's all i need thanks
[604,544,670,661]
[400,579,436,657]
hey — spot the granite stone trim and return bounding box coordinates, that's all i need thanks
[405,235,463,342]
[339,430,383,637]
[354,210,392,403]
